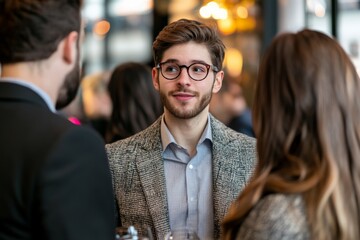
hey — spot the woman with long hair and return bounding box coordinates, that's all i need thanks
[105,62,163,143]
[222,29,360,239]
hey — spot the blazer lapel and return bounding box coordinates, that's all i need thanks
[210,116,243,238]
[135,119,171,238]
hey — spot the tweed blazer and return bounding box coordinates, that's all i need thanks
[106,115,256,239]
[236,194,310,240]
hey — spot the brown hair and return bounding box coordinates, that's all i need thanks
[222,29,360,239]
[0,0,82,64]
[152,18,225,71]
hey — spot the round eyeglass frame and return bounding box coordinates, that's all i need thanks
[156,61,219,81]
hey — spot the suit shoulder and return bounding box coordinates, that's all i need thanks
[106,120,161,158]
[25,111,104,156]
[211,116,256,148]
[51,125,106,157]
[105,128,148,150]
[49,115,104,145]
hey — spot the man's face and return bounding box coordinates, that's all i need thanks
[152,42,222,119]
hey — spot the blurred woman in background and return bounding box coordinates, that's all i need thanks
[105,62,163,143]
[222,29,360,240]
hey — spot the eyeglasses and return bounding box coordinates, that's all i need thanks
[156,61,219,81]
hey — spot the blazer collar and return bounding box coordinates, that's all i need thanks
[211,115,245,238]
[0,82,52,111]
[133,117,171,238]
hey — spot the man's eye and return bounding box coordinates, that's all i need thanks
[165,65,179,72]
[191,65,206,73]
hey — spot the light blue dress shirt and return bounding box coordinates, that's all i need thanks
[0,77,56,112]
[161,116,214,239]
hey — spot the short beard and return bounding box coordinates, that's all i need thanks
[158,78,214,119]
[55,49,81,110]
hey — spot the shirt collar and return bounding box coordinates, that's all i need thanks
[0,77,56,112]
[160,115,213,151]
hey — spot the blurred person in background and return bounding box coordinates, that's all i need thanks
[222,29,360,240]
[0,0,115,239]
[61,71,113,138]
[210,74,255,137]
[106,19,256,239]
[105,62,163,143]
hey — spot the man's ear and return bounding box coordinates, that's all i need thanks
[212,70,224,93]
[63,31,79,64]
[152,67,160,91]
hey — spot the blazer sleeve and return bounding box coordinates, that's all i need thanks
[236,194,310,240]
[39,127,116,240]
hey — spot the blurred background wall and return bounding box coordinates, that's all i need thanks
[81,0,360,107]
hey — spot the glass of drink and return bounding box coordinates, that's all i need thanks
[164,228,199,240]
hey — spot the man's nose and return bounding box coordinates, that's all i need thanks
[176,67,191,85]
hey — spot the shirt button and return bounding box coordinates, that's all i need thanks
[190,197,195,201]
[189,165,194,169]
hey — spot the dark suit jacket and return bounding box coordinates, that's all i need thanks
[106,115,256,239]
[0,82,115,240]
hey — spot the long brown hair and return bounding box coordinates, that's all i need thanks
[222,29,360,239]
[105,62,163,143]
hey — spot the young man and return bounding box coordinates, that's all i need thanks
[106,18,256,239]
[0,1,115,239]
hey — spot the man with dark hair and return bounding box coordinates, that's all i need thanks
[107,18,256,239]
[0,1,115,239]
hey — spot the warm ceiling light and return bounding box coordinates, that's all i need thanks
[237,6,248,19]
[212,7,228,20]
[199,1,226,19]
[93,20,111,36]
[217,18,236,35]
[224,48,243,77]
[199,5,212,18]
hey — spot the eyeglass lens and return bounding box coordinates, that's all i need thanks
[160,62,210,81]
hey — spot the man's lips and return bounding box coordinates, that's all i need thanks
[172,92,195,101]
